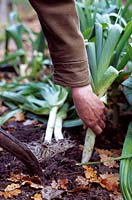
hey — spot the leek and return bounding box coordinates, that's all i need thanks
[82,23,123,163]
[82,20,131,163]
[44,106,58,143]
[120,122,132,200]
[54,103,69,141]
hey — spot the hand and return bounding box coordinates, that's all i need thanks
[72,84,106,135]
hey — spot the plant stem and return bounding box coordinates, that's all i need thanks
[54,103,68,141]
[54,116,63,141]
[78,154,132,166]
[43,106,58,143]
[81,128,96,163]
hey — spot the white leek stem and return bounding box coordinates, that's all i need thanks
[54,103,68,141]
[43,106,58,144]
[81,128,96,163]
[54,117,64,141]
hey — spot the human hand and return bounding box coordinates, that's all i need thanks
[72,84,106,135]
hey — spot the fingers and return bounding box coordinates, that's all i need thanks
[92,125,102,135]
[99,119,105,129]
[102,114,106,121]
[83,117,106,134]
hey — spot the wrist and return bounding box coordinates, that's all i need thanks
[71,84,92,93]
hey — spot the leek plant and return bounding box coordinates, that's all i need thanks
[120,74,132,200]
[82,21,132,163]
[37,82,68,143]
[120,122,132,200]
[76,0,131,39]
[122,74,132,106]
[0,11,47,78]
[0,81,68,143]
[54,103,69,141]
[5,23,33,55]
[5,11,46,54]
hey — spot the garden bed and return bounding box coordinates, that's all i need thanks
[0,115,128,200]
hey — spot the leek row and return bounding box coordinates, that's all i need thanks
[120,122,132,200]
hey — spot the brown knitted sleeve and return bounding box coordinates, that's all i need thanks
[29,0,89,87]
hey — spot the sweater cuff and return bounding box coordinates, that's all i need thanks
[53,60,90,87]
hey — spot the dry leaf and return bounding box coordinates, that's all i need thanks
[57,179,68,190]
[21,180,43,189]
[51,180,58,189]
[109,193,123,200]
[71,186,90,193]
[83,165,100,183]
[21,180,32,186]
[0,104,8,115]
[0,147,3,152]
[31,193,43,200]
[23,119,38,126]
[100,173,120,193]
[95,148,119,168]
[30,183,43,189]
[95,148,113,157]
[51,179,68,190]
[15,112,25,122]
[8,172,41,183]
[41,186,64,199]
[99,154,119,168]
[75,176,89,186]
[7,173,22,183]
[79,144,83,151]
[0,189,21,199]
[5,183,21,192]
[111,149,121,157]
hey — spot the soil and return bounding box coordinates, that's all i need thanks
[0,115,129,200]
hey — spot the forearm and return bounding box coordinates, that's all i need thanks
[29,0,89,87]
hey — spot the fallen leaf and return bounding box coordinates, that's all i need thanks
[100,173,120,193]
[31,193,43,200]
[8,173,41,185]
[71,186,90,193]
[0,189,21,199]
[51,180,58,189]
[95,148,113,157]
[111,149,121,157]
[0,147,3,152]
[79,144,83,151]
[7,173,21,183]
[21,180,32,186]
[41,186,64,200]
[75,175,89,186]
[23,119,38,126]
[5,183,21,192]
[95,148,119,168]
[83,165,100,183]
[99,154,119,168]
[57,179,68,190]
[30,183,44,189]
[51,179,68,190]
[0,104,8,115]
[15,112,25,122]
[109,193,123,200]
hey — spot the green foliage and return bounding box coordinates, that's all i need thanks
[120,122,132,200]
[79,1,132,163]
[76,0,132,38]
[0,80,68,120]
[11,0,29,5]
[122,74,132,105]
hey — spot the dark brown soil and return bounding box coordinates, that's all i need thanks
[0,117,128,200]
